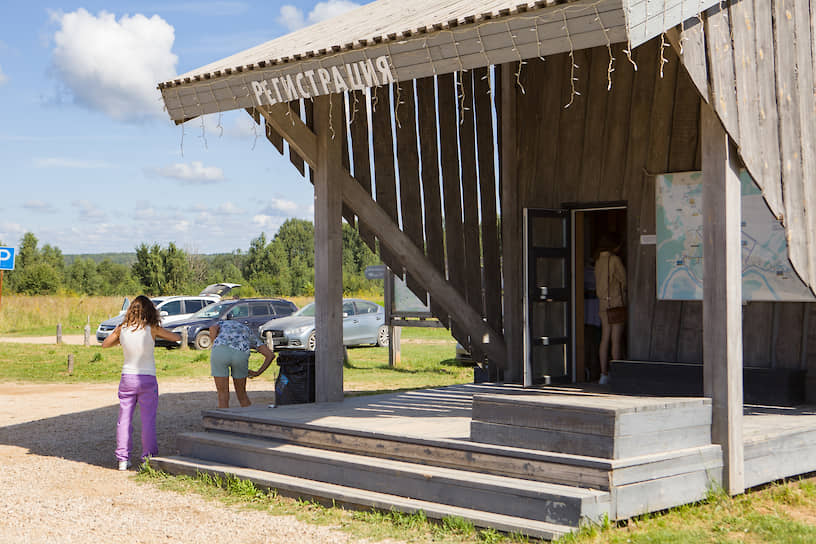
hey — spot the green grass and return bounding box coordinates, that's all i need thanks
[554,480,816,544]
[0,326,468,390]
[136,462,531,543]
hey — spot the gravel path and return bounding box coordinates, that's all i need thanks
[0,379,371,544]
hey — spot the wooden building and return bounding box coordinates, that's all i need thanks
[154,0,816,535]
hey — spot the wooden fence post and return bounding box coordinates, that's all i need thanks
[56,323,62,345]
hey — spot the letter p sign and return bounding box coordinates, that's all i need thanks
[0,247,15,270]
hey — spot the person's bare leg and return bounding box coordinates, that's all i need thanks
[610,323,625,361]
[233,377,251,407]
[213,377,230,408]
[599,313,611,377]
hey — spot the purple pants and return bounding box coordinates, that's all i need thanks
[116,374,159,462]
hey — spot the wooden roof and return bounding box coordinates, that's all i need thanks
[159,0,721,122]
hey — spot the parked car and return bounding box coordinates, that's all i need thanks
[95,283,240,343]
[259,298,388,351]
[160,297,298,350]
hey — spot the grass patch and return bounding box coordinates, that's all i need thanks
[0,327,467,391]
[136,464,531,543]
[0,294,123,336]
[553,478,816,544]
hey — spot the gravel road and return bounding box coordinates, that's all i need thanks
[0,378,369,544]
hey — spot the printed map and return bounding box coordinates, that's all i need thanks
[656,171,815,301]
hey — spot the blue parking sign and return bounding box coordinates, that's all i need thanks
[0,247,15,270]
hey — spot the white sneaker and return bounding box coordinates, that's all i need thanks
[118,460,131,471]
[599,374,610,385]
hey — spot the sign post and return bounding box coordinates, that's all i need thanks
[0,247,16,310]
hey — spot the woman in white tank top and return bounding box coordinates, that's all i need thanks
[102,295,181,470]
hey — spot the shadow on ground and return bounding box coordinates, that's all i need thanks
[0,388,276,469]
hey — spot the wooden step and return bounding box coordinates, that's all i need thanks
[202,412,613,489]
[150,455,577,540]
[174,431,611,527]
[471,393,712,458]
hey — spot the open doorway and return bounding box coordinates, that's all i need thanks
[571,205,627,383]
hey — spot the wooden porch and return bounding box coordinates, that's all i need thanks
[151,383,816,538]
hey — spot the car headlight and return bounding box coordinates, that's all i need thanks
[287,325,312,336]
[171,326,186,334]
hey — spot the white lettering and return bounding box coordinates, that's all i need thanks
[331,66,349,93]
[261,80,277,105]
[346,63,365,90]
[358,59,379,87]
[375,55,394,84]
[295,74,311,98]
[251,81,266,106]
[317,68,332,94]
[281,75,298,101]
[304,70,319,96]
[269,78,284,103]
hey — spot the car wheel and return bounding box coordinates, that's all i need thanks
[307,332,316,351]
[376,325,389,347]
[194,330,211,350]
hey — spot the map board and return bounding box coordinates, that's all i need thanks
[656,171,815,301]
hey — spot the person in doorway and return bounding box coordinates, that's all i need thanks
[595,234,626,385]
[102,295,181,470]
[209,315,275,408]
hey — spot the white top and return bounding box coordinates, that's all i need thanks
[120,325,156,376]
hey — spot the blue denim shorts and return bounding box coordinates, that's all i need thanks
[210,345,250,378]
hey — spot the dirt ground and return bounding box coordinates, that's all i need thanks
[0,378,364,544]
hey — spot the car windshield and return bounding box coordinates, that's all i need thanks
[294,302,316,317]
[151,298,165,306]
[190,301,228,319]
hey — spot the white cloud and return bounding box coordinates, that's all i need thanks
[215,202,242,215]
[0,65,7,86]
[49,9,178,122]
[0,222,25,244]
[260,198,299,216]
[72,200,108,222]
[150,161,225,183]
[34,157,112,169]
[278,0,360,31]
[24,201,57,213]
[252,214,284,231]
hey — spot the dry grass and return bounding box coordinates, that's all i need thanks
[0,295,123,336]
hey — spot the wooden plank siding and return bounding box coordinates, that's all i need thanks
[394,80,427,302]
[370,86,403,277]
[349,89,377,253]
[288,100,306,176]
[415,77,449,325]
[459,70,487,358]
[474,67,503,335]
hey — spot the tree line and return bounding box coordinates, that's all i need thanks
[1,219,381,297]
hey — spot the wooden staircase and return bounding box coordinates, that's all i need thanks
[151,385,723,539]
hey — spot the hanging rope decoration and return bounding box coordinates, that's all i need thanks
[199,116,208,150]
[562,10,580,109]
[163,0,702,154]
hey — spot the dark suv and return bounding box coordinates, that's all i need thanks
[159,298,298,349]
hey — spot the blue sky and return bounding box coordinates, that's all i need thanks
[0,0,365,254]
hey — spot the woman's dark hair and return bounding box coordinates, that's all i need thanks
[594,233,621,260]
[122,295,160,329]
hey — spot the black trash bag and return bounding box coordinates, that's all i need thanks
[274,350,315,405]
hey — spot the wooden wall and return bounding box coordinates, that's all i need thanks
[509,38,816,377]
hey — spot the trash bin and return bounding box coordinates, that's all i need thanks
[274,350,315,405]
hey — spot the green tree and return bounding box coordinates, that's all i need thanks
[242,233,291,296]
[163,242,192,293]
[132,243,165,294]
[14,262,60,294]
[97,258,140,295]
[66,257,100,295]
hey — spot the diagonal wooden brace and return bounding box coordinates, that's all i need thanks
[259,101,508,367]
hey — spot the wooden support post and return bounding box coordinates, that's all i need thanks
[500,64,523,383]
[390,327,402,367]
[84,320,91,347]
[180,327,188,350]
[67,353,74,374]
[701,103,744,495]
[56,323,62,345]
[314,93,344,403]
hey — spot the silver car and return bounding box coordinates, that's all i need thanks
[259,298,388,350]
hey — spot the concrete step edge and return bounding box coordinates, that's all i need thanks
[150,455,579,539]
